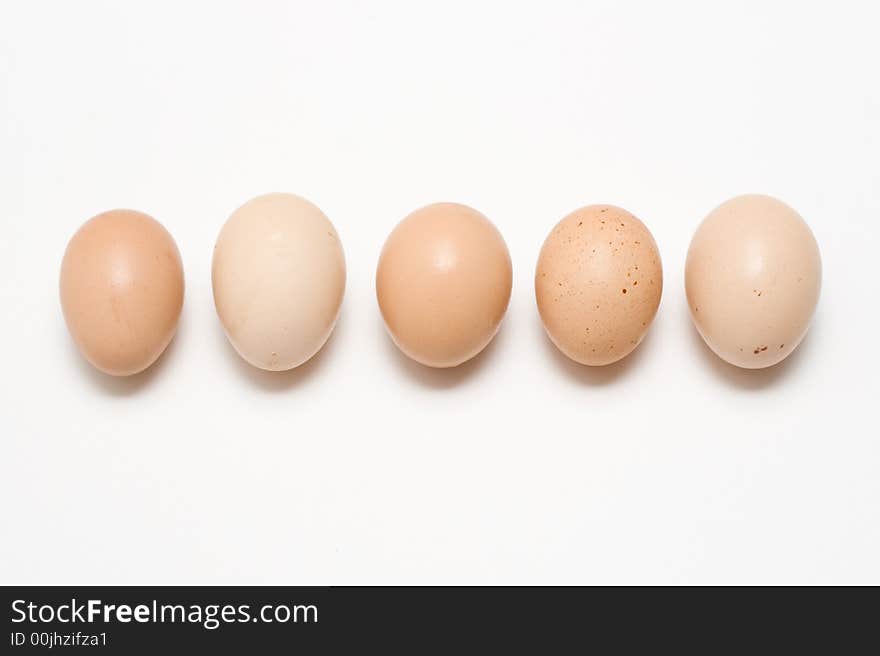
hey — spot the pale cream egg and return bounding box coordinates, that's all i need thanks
[212,193,346,371]
[686,194,821,369]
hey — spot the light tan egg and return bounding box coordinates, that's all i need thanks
[686,194,821,369]
[60,209,185,376]
[376,202,512,368]
[212,193,346,371]
[535,205,663,366]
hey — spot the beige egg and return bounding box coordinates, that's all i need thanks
[686,194,821,369]
[535,205,663,366]
[212,193,346,371]
[60,209,185,376]
[376,203,512,368]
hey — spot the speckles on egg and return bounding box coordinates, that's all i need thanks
[535,205,663,366]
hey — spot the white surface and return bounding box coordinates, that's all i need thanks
[1,0,878,585]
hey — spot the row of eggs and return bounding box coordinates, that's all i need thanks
[60,193,822,377]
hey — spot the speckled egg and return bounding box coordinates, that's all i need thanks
[535,205,663,366]
[685,194,821,369]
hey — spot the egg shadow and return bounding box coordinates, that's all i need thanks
[67,308,186,396]
[686,309,815,390]
[217,307,346,392]
[380,316,507,390]
[539,316,656,386]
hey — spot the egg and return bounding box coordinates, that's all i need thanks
[535,205,663,366]
[376,203,512,368]
[212,193,346,371]
[685,194,821,369]
[60,209,185,376]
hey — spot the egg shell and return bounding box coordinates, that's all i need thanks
[60,209,185,376]
[376,203,512,368]
[535,205,663,366]
[212,193,346,371]
[685,194,821,369]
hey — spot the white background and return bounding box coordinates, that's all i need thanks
[1,0,878,585]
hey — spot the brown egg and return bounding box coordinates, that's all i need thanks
[376,203,512,368]
[60,210,185,376]
[685,194,821,369]
[535,205,663,366]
